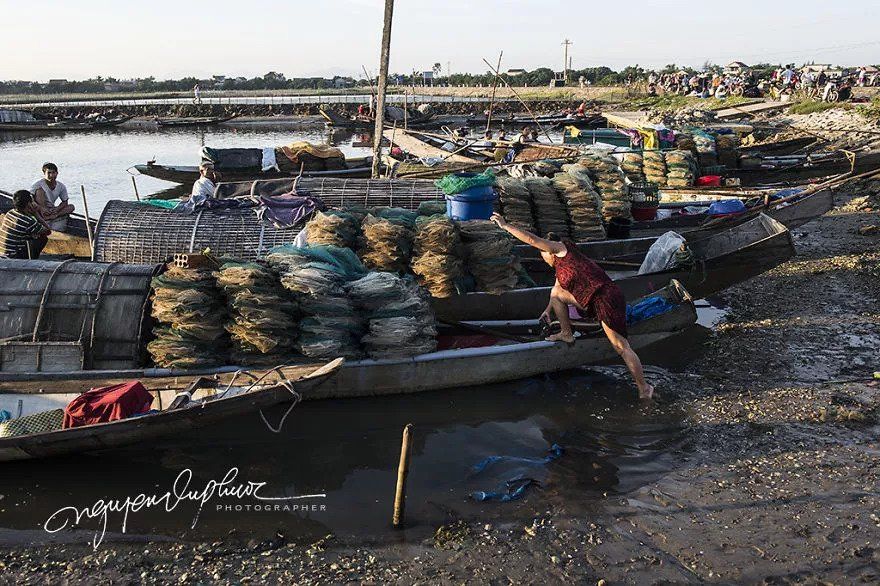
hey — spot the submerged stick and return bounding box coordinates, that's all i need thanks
[131,176,141,201]
[392,423,413,528]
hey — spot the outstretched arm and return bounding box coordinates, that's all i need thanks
[490,213,565,255]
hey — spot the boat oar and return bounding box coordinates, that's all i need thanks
[438,319,535,343]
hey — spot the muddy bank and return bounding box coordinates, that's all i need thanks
[1,190,878,584]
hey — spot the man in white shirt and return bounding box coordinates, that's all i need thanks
[190,162,218,200]
[30,162,75,232]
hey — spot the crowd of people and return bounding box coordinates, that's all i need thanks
[0,163,74,259]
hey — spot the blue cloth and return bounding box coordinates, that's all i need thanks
[706,199,746,216]
[0,410,11,423]
[771,187,805,200]
[469,444,564,503]
[626,296,676,324]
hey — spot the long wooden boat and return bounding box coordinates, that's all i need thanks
[432,214,793,321]
[730,149,880,186]
[0,189,96,257]
[320,108,436,129]
[466,113,605,130]
[154,114,237,127]
[133,158,375,185]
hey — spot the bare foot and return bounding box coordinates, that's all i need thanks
[546,332,575,344]
[639,384,655,401]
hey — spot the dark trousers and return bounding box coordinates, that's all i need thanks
[12,236,49,259]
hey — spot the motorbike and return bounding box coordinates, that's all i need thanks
[822,77,853,103]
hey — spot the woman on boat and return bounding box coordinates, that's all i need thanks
[490,213,655,400]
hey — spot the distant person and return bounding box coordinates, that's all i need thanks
[781,65,795,87]
[0,190,50,259]
[30,162,75,232]
[817,70,828,87]
[193,84,201,104]
[475,130,494,148]
[191,162,218,200]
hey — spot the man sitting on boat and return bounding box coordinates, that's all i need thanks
[0,190,51,259]
[491,213,655,400]
[30,162,75,232]
[190,162,219,200]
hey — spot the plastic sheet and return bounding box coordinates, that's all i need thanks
[638,231,687,274]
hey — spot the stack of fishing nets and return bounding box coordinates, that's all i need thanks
[148,265,227,368]
[496,176,536,232]
[525,177,570,237]
[410,214,464,298]
[642,150,668,187]
[692,131,718,168]
[715,133,740,169]
[673,133,698,157]
[619,152,645,183]
[217,261,298,366]
[553,164,606,241]
[578,153,631,221]
[358,207,418,273]
[458,220,519,294]
[348,272,437,359]
[417,200,447,217]
[664,150,700,187]
[305,210,362,248]
[267,244,366,359]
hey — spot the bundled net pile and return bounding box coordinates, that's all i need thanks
[620,152,645,183]
[578,154,631,221]
[715,133,740,169]
[417,200,447,216]
[358,207,417,273]
[348,272,438,359]
[525,177,570,237]
[267,245,366,359]
[673,133,698,157]
[410,214,463,298]
[217,262,298,366]
[148,265,227,368]
[553,165,606,241]
[692,131,718,168]
[664,150,700,187]
[642,150,668,187]
[496,176,535,232]
[458,220,519,293]
[305,210,362,248]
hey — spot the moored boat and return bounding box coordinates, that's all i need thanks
[154,114,237,127]
[133,158,375,185]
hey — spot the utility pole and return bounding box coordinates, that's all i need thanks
[371,0,395,179]
[562,38,572,83]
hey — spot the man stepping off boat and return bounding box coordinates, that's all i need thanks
[491,213,655,400]
[30,162,75,232]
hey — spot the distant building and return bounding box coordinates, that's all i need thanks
[506,68,527,77]
[333,76,356,89]
[724,61,749,75]
[103,79,138,92]
[48,79,68,86]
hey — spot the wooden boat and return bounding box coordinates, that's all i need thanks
[730,149,880,186]
[133,157,375,185]
[320,108,436,129]
[431,214,794,321]
[0,120,99,132]
[0,281,696,408]
[466,113,605,130]
[154,114,237,127]
[0,189,96,257]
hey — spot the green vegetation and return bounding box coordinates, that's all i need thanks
[857,97,880,120]
[788,100,849,115]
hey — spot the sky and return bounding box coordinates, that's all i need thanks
[1,0,878,82]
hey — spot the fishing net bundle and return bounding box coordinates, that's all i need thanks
[619,152,646,183]
[673,133,698,157]
[348,272,438,359]
[576,154,631,221]
[147,265,228,369]
[495,176,536,232]
[217,261,299,366]
[553,166,606,241]
[358,207,418,273]
[305,210,362,248]
[417,200,447,216]
[715,133,740,169]
[664,150,700,187]
[434,169,496,195]
[267,244,366,359]
[642,150,668,187]
[410,214,464,298]
[524,177,570,237]
[458,220,519,294]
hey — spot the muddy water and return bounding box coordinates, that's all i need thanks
[0,333,710,547]
[0,124,375,212]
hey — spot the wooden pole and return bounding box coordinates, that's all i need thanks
[485,51,504,135]
[80,185,95,260]
[392,423,413,528]
[482,57,554,144]
[371,0,395,179]
[404,90,408,131]
[131,176,141,201]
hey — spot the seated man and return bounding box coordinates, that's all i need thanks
[0,191,51,259]
[31,162,75,232]
[190,162,218,200]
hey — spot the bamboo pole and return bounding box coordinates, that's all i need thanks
[371,0,395,179]
[80,185,95,260]
[485,51,503,134]
[131,176,141,201]
[392,423,413,528]
[482,57,554,144]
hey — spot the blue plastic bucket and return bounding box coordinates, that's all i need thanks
[445,185,496,221]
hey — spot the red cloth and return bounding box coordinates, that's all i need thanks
[695,175,722,187]
[63,381,154,429]
[585,283,628,338]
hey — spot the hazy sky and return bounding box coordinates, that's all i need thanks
[2,0,878,81]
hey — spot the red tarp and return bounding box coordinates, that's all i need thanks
[62,381,154,429]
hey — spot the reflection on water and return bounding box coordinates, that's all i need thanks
[0,125,375,213]
[0,368,689,546]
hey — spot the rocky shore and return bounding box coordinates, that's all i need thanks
[1,184,877,583]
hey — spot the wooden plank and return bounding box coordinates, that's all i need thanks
[383,129,479,164]
[715,101,790,120]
